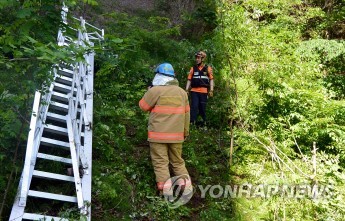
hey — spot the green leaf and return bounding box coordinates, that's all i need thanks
[26,36,37,44]
[111,38,123,44]
[16,8,32,18]
[83,0,98,6]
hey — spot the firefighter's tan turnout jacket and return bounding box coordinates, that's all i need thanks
[139,79,190,143]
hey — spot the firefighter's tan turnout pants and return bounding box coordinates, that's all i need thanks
[149,142,189,182]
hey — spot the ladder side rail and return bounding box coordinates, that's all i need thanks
[77,21,92,170]
[66,40,84,206]
[77,79,86,167]
[75,62,89,169]
[75,18,94,220]
[77,23,92,129]
[78,31,92,129]
[67,88,78,169]
[71,60,84,164]
[81,44,95,221]
[75,62,89,167]
[67,23,88,179]
[80,61,92,99]
[66,48,86,207]
[77,68,90,170]
[75,69,83,164]
[18,91,41,206]
[66,115,85,211]
[70,69,82,167]
[80,17,94,130]
[78,20,95,172]
[73,71,82,167]
[80,64,91,128]
[9,92,41,220]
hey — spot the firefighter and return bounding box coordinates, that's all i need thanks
[185,51,214,126]
[139,63,192,196]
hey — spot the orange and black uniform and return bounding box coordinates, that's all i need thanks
[188,64,214,125]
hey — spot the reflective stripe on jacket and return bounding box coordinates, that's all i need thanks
[191,65,209,88]
[139,79,190,143]
[188,65,214,93]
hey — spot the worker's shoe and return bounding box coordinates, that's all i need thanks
[157,180,173,196]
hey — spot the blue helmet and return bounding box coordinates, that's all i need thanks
[155,63,175,77]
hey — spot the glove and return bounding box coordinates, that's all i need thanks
[208,90,214,97]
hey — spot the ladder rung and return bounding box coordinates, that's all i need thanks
[43,124,84,137]
[41,137,70,149]
[52,91,78,103]
[44,124,68,135]
[44,124,84,137]
[23,213,68,221]
[53,82,77,93]
[56,75,73,86]
[46,112,66,122]
[52,91,69,103]
[50,101,69,112]
[58,69,73,78]
[33,170,74,182]
[49,101,81,113]
[59,67,74,74]
[28,190,77,203]
[46,112,81,124]
[37,153,72,164]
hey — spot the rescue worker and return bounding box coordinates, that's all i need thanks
[139,63,192,196]
[185,51,214,126]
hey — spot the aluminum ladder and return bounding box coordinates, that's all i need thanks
[9,5,104,221]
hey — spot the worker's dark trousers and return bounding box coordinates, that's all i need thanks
[190,91,208,125]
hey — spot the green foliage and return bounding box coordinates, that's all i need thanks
[181,0,218,41]
[297,39,345,99]
[212,0,345,220]
[306,0,345,39]
[94,172,132,212]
